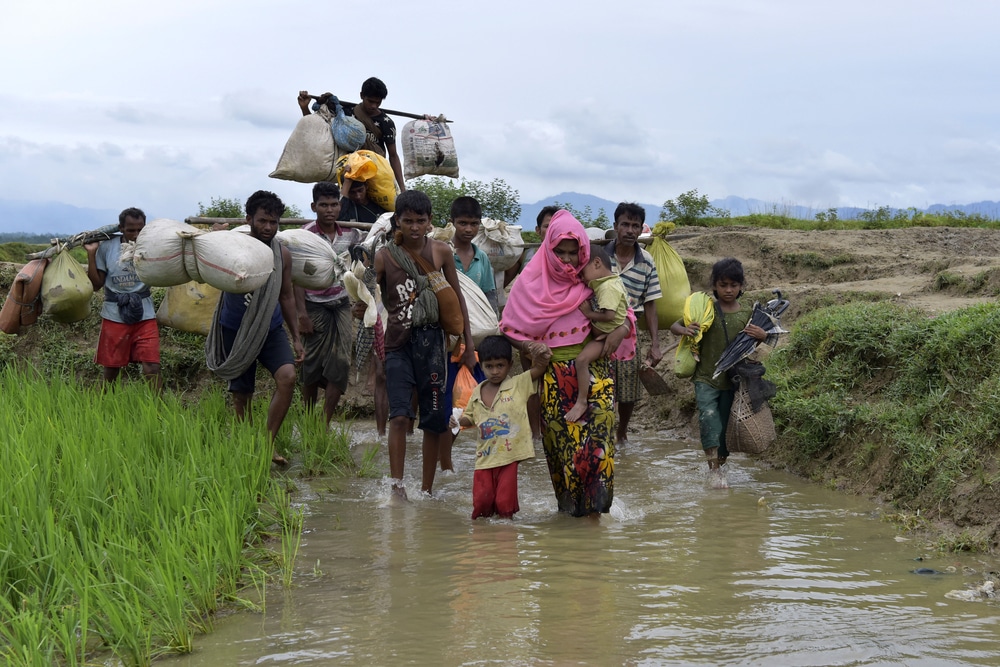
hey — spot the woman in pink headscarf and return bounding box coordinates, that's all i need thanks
[501,210,631,516]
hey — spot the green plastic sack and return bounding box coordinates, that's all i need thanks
[41,248,94,323]
[674,292,714,378]
[642,224,690,330]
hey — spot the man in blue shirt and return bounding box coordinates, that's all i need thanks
[85,207,161,392]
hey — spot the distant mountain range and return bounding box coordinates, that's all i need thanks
[1,195,999,238]
[517,192,1000,228]
[0,200,120,237]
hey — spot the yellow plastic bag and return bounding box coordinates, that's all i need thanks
[335,149,398,211]
[41,248,94,323]
[155,280,222,335]
[643,223,691,330]
[674,292,714,378]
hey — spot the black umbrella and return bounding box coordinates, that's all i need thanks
[26,224,120,260]
[712,290,789,380]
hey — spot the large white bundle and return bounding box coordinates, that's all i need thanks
[473,219,524,272]
[276,228,347,290]
[269,106,342,183]
[133,219,273,293]
[456,271,499,344]
[131,219,191,287]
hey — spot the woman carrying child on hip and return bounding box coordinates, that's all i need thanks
[453,335,551,519]
[565,243,635,423]
[670,258,767,489]
[500,211,633,517]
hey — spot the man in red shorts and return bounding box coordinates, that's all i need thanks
[85,207,162,391]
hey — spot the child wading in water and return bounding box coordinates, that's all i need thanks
[565,243,633,423]
[453,335,551,519]
[670,257,766,489]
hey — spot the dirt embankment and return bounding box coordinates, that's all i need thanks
[630,226,1000,547]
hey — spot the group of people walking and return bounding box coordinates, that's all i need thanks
[87,183,765,519]
[84,80,765,519]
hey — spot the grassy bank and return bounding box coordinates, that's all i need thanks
[0,369,302,665]
[672,208,1000,232]
[764,301,1000,551]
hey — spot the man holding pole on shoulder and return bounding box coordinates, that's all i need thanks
[206,190,304,465]
[84,207,162,392]
[294,181,362,426]
[297,76,406,192]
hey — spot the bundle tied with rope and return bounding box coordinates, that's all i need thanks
[204,239,283,380]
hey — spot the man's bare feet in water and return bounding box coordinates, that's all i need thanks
[388,481,409,505]
[272,452,289,466]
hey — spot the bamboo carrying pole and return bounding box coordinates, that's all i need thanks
[308,94,453,123]
[184,217,373,231]
[182,219,703,248]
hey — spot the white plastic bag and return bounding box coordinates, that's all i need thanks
[456,271,499,344]
[276,228,347,290]
[400,117,460,180]
[473,219,524,272]
[269,105,342,183]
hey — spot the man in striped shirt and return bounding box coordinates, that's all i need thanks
[605,203,664,445]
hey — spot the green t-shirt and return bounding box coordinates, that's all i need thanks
[692,301,752,391]
[588,274,629,334]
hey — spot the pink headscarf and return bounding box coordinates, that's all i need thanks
[501,210,593,346]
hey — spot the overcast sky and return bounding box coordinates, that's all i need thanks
[2,0,998,226]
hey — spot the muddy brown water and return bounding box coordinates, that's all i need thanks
[166,423,1000,666]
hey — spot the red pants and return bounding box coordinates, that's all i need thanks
[472,461,520,519]
[95,318,160,368]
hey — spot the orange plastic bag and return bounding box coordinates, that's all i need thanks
[453,364,480,412]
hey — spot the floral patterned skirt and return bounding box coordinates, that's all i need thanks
[540,358,615,516]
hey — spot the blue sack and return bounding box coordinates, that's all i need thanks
[324,95,366,153]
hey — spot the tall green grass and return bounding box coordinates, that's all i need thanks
[0,369,302,665]
[767,301,1000,539]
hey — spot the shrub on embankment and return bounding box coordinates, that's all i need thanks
[0,369,303,665]
[765,300,1000,550]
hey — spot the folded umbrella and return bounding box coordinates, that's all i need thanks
[712,291,789,380]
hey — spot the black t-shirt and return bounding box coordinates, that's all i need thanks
[344,104,395,153]
[338,197,387,224]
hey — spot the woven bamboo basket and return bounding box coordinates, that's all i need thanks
[725,384,775,454]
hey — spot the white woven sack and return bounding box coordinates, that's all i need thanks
[276,228,347,290]
[269,106,342,183]
[132,219,196,287]
[400,118,460,180]
[473,219,524,272]
[456,271,499,344]
[133,219,273,293]
[183,230,274,294]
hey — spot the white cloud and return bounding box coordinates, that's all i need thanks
[2,0,1000,231]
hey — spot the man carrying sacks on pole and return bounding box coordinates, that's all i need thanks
[298,77,406,193]
[206,190,304,465]
[294,181,362,426]
[84,207,162,392]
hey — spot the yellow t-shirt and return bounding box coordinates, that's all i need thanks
[588,274,629,334]
[463,371,537,470]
